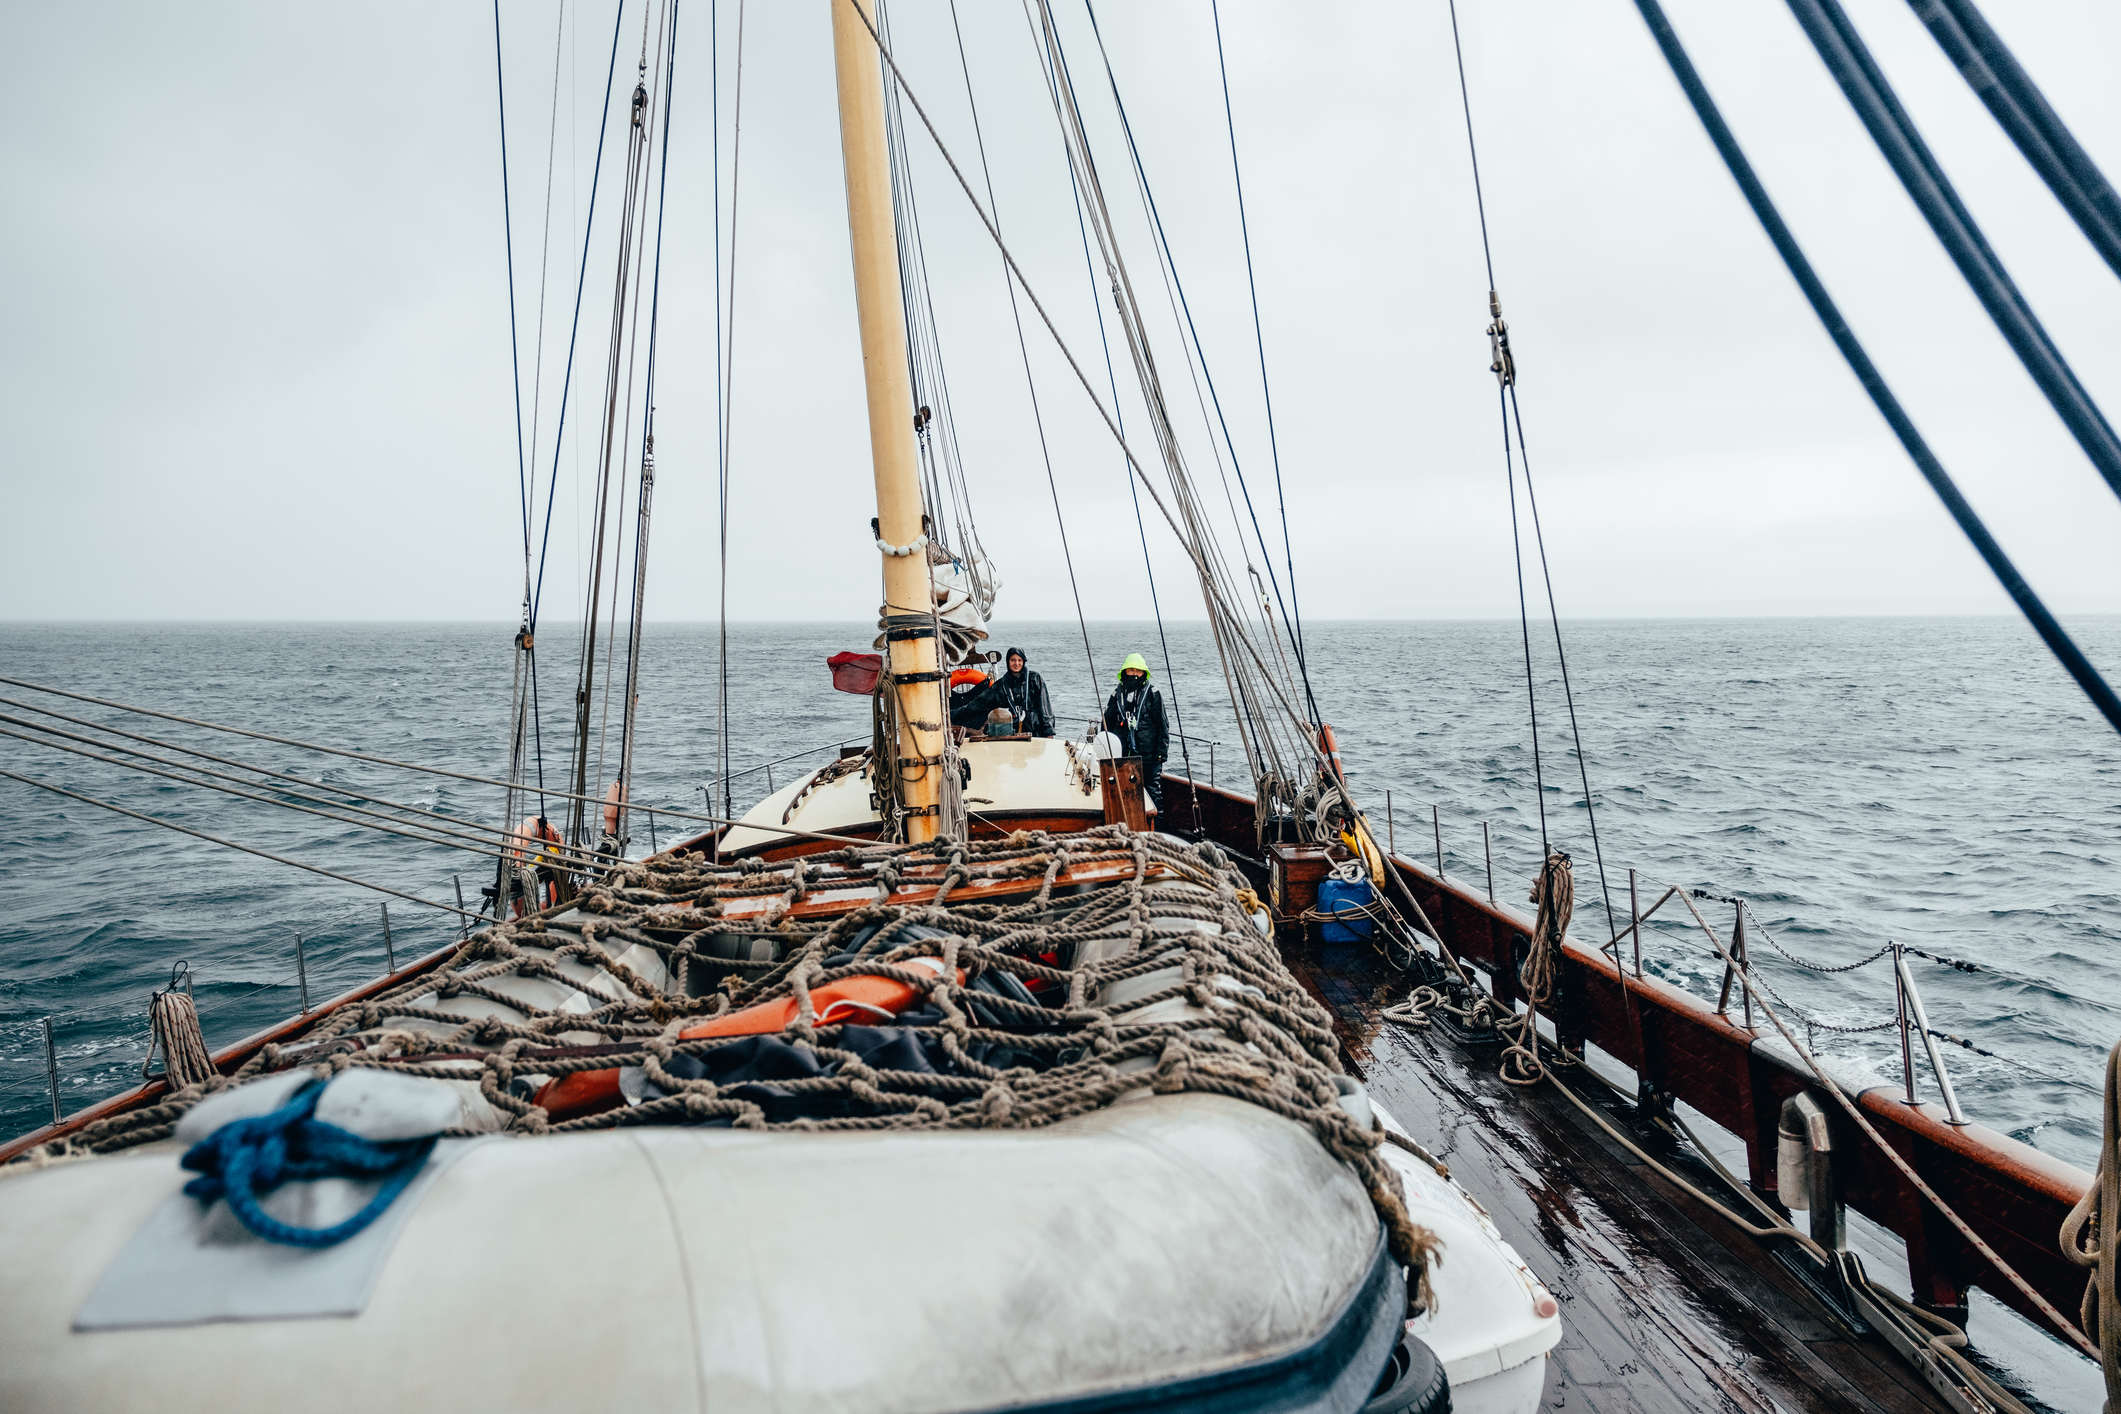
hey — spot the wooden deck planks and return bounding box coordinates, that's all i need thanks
[1294,941,1964,1414]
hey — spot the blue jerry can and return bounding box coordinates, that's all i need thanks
[1315,874,1377,943]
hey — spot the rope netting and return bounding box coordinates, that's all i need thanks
[11,826,1438,1308]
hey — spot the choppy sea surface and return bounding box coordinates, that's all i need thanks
[1,617,2116,1171]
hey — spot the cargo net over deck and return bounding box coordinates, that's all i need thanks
[18,826,1439,1308]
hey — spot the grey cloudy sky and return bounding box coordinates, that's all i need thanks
[3,0,2119,622]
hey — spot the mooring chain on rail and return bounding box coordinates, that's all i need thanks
[7,826,1444,1314]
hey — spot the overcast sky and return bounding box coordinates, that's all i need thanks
[4,0,2119,622]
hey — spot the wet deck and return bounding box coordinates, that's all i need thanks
[1290,936,2083,1413]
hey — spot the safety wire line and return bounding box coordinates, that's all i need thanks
[833,0,1319,757]
[492,0,532,561]
[529,0,627,630]
[0,723,612,877]
[0,675,719,834]
[1788,0,2121,509]
[943,0,1100,711]
[0,702,611,872]
[0,768,484,924]
[1632,0,2121,739]
[1909,0,2121,281]
[1080,0,1317,735]
[1208,1,1315,721]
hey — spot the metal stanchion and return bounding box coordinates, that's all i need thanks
[1628,869,1642,978]
[380,902,397,973]
[1485,823,1496,903]
[294,933,311,1013]
[41,1017,61,1126]
[1893,942,1917,1106]
[1432,805,1444,878]
[1386,791,1395,856]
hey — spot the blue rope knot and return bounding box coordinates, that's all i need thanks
[180,1079,437,1248]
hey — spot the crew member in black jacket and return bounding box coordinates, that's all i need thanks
[1102,653,1169,813]
[991,647,1056,738]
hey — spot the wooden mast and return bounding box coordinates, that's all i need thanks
[830,0,944,842]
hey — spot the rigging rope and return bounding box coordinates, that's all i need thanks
[942,0,1100,712]
[1208,1,1314,712]
[1031,6,1199,824]
[616,0,681,851]
[528,0,626,632]
[836,0,1326,814]
[714,0,750,823]
[1908,0,2121,284]
[1035,1,1314,808]
[1632,0,2121,741]
[491,0,531,562]
[1786,0,2121,510]
[1081,1,1320,737]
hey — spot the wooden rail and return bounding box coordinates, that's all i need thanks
[1159,774,2092,1338]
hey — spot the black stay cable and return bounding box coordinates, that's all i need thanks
[1787,0,2121,509]
[1907,0,2121,284]
[1634,0,2121,739]
[1507,388,1617,938]
[1079,0,1322,731]
[491,0,532,562]
[1448,0,1616,930]
[529,0,627,630]
[1208,1,1310,690]
[1498,389,1549,855]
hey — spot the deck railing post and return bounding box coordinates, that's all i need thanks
[294,933,311,1014]
[41,1017,60,1126]
[1628,868,1642,978]
[380,902,396,973]
[1893,942,1917,1105]
[647,808,658,854]
[1385,791,1395,856]
[1432,805,1444,878]
[453,874,469,939]
[1735,904,1752,1030]
[766,763,775,792]
[1208,741,1216,789]
[1485,823,1496,903]
[1896,950,1966,1125]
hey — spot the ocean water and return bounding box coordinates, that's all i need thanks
[1,617,2116,1171]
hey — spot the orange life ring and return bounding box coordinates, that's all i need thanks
[531,959,959,1121]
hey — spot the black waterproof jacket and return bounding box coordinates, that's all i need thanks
[1103,680,1169,766]
[989,665,1056,738]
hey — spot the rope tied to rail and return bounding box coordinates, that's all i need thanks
[2062,1037,2121,1408]
[145,963,215,1091]
[1500,852,1573,1087]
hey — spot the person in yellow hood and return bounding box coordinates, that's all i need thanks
[1102,653,1169,813]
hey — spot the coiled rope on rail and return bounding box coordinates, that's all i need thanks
[2062,1038,2121,1408]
